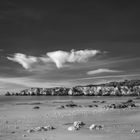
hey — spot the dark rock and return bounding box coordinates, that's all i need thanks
[93,104,98,107]
[33,106,40,109]
[87,105,93,108]
[65,103,79,108]
[105,99,136,109]
[57,105,65,109]
[100,101,106,103]
[93,101,100,103]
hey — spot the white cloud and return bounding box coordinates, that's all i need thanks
[7,49,101,69]
[47,49,100,68]
[87,68,122,75]
[7,53,38,69]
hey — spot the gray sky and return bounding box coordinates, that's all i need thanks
[0,0,140,91]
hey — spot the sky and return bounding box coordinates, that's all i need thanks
[0,0,140,92]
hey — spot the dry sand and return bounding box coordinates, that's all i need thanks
[0,97,140,140]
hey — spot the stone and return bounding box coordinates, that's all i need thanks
[89,124,103,130]
[57,105,65,109]
[131,129,138,133]
[23,134,27,137]
[43,125,55,131]
[73,121,85,128]
[33,106,40,109]
[68,126,79,131]
[27,128,35,133]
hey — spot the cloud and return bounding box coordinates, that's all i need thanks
[7,49,101,69]
[7,53,38,69]
[87,68,122,75]
[47,49,100,68]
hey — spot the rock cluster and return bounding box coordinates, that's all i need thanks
[67,121,103,131]
[5,80,140,96]
[68,121,85,131]
[89,124,103,130]
[27,125,55,133]
[105,99,137,109]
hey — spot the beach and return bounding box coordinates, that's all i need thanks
[0,96,140,140]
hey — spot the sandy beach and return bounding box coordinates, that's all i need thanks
[0,96,140,140]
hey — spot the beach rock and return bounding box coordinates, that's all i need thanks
[100,101,106,103]
[33,106,40,109]
[68,121,85,131]
[131,129,138,133]
[43,125,55,131]
[23,134,27,137]
[87,105,93,108]
[93,101,100,103]
[73,121,85,128]
[93,104,98,107]
[68,126,79,131]
[34,126,43,131]
[65,103,79,108]
[57,105,65,109]
[27,125,55,133]
[89,124,103,130]
[27,128,35,133]
[105,99,136,109]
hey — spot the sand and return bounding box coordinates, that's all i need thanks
[0,97,140,140]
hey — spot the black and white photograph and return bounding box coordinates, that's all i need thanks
[0,1,140,140]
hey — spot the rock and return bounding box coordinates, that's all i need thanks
[131,129,138,133]
[93,101,100,103]
[27,125,55,133]
[73,121,85,128]
[89,124,103,130]
[105,99,136,109]
[23,134,27,137]
[27,128,35,133]
[87,105,93,108]
[100,101,106,103]
[68,126,79,131]
[33,106,40,109]
[65,103,78,108]
[57,105,65,109]
[93,104,98,107]
[68,121,85,131]
[43,125,55,131]
[34,126,43,131]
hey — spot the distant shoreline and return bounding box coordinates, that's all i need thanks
[4,80,140,96]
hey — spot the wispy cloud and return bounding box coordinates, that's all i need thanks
[7,49,101,69]
[47,49,100,68]
[72,74,140,81]
[87,68,122,75]
[7,53,39,69]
